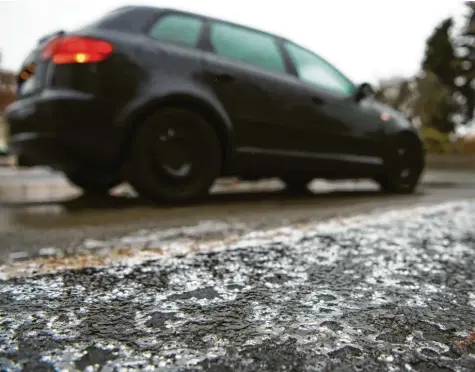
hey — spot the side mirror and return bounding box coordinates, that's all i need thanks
[354,82,374,102]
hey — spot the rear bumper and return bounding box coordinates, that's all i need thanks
[5,89,124,171]
[8,132,71,168]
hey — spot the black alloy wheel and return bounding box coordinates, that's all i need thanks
[376,136,424,194]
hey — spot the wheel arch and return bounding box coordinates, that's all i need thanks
[387,129,424,153]
[398,129,422,141]
[385,128,426,170]
[118,93,236,173]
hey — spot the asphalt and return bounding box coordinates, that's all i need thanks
[1,201,475,371]
[0,169,475,371]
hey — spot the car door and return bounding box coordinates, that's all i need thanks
[201,21,297,162]
[281,41,384,166]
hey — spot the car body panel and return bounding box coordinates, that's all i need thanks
[7,89,121,170]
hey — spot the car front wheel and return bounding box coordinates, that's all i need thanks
[376,135,424,194]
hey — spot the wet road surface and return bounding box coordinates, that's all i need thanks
[1,201,475,371]
[1,168,475,265]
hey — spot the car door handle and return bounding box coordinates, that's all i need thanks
[311,96,324,105]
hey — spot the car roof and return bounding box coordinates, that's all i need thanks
[107,5,351,81]
[121,5,289,42]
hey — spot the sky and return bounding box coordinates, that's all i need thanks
[0,0,467,84]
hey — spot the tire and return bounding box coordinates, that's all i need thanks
[281,176,314,193]
[66,172,121,194]
[124,108,221,204]
[376,135,424,194]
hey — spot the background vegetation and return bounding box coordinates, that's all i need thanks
[375,2,475,154]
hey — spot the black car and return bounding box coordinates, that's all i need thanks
[5,6,425,203]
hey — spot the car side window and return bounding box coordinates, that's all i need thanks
[149,14,204,48]
[284,42,355,95]
[209,22,286,74]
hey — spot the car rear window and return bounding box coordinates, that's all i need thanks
[148,14,204,48]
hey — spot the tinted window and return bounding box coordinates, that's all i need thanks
[210,22,286,74]
[149,14,203,47]
[284,42,355,95]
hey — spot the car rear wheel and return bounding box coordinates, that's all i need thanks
[65,172,122,194]
[125,108,221,204]
[281,176,314,193]
[376,135,424,194]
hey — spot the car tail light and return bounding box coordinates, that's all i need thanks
[41,36,113,65]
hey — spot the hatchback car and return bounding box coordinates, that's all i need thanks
[5,6,425,203]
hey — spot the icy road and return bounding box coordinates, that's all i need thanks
[1,200,475,371]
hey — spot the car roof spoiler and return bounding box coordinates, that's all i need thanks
[38,30,65,45]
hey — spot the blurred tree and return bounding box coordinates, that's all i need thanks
[412,72,458,153]
[420,17,459,133]
[0,52,16,111]
[412,72,458,133]
[422,18,457,87]
[454,2,475,123]
[374,76,413,115]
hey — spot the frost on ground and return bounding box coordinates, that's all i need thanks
[1,201,475,371]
